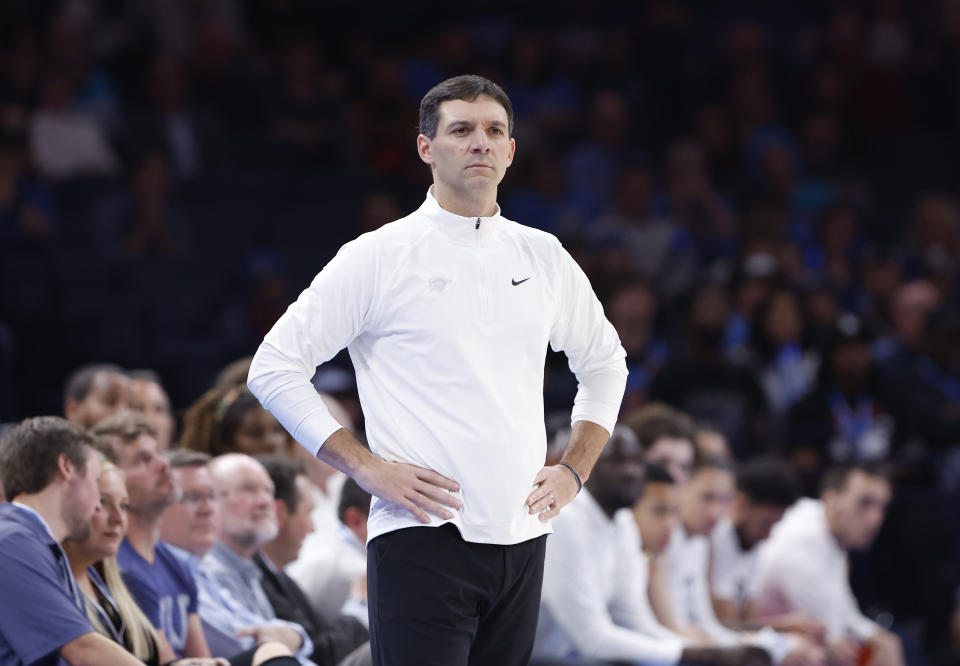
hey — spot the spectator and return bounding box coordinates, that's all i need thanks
[535,425,771,666]
[180,384,287,456]
[202,453,317,664]
[752,464,904,665]
[63,362,130,429]
[334,478,372,628]
[649,284,769,457]
[258,456,371,666]
[0,416,143,664]
[93,410,214,660]
[694,425,732,461]
[632,463,681,560]
[159,448,309,663]
[622,403,697,485]
[709,459,818,641]
[0,104,57,241]
[128,368,176,451]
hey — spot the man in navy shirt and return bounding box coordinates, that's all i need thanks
[0,416,143,665]
[94,410,215,659]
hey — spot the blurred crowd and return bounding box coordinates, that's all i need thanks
[1,0,960,664]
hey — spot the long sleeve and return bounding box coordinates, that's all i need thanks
[248,237,378,456]
[549,243,628,434]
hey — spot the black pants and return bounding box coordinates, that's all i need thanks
[367,524,548,666]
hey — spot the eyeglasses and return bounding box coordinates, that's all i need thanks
[180,491,217,506]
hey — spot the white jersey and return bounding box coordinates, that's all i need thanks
[754,498,879,641]
[249,188,627,545]
[710,517,760,616]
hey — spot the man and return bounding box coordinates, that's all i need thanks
[752,465,904,666]
[128,368,176,450]
[0,416,143,664]
[160,449,320,663]
[248,74,628,664]
[633,463,682,559]
[201,453,317,664]
[63,362,130,428]
[709,459,822,641]
[93,410,214,660]
[650,458,822,665]
[623,403,698,485]
[535,425,771,666]
[258,456,371,666]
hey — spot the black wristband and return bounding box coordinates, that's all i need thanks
[558,461,582,494]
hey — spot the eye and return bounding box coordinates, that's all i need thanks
[119,504,130,513]
[491,127,504,135]
[453,126,468,135]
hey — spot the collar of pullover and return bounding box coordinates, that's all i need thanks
[420,187,502,246]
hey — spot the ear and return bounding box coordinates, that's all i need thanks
[274,499,289,528]
[506,137,516,167]
[57,452,77,481]
[64,398,81,424]
[416,134,434,166]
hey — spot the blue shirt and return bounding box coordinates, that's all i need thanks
[0,503,93,666]
[117,539,197,658]
[166,544,316,665]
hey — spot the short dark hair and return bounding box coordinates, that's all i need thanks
[338,478,372,524]
[0,416,94,498]
[419,74,514,139]
[165,448,211,469]
[736,458,801,508]
[691,456,735,476]
[821,462,892,494]
[622,403,695,454]
[643,463,676,486]
[258,455,307,513]
[128,368,164,386]
[64,363,126,404]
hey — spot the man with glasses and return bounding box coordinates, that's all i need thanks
[161,449,321,663]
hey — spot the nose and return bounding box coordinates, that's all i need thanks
[470,128,490,152]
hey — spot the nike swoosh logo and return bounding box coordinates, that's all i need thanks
[512,278,531,286]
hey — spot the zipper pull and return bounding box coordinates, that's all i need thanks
[475,217,481,230]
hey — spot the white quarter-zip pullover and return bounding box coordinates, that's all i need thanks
[248,189,628,545]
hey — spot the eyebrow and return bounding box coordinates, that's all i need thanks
[445,119,508,129]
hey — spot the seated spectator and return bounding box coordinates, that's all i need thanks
[633,463,682,561]
[335,478,372,627]
[623,403,697,485]
[180,384,287,456]
[63,457,170,665]
[535,425,771,666]
[0,106,57,241]
[752,464,904,666]
[649,284,769,457]
[258,456,371,666]
[64,363,130,429]
[202,453,318,664]
[786,315,902,477]
[128,369,176,451]
[651,458,820,664]
[160,449,313,663]
[748,288,819,413]
[93,410,215,660]
[0,416,143,664]
[709,460,821,641]
[694,425,732,461]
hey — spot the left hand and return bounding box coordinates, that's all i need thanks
[525,464,580,521]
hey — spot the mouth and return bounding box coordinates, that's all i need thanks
[467,163,493,169]
[102,531,121,540]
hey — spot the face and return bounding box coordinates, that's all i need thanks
[271,475,316,567]
[634,482,680,555]
[161,465,219,556]
[765,291,803,346]
[588,431,645,513]
[608,285,657,357]
[129,380,175,451]
[735,497,786,548]
[417,95,515,200]
[825,471,891,550]
[218,460,278,551]
[681,468,735,535]
[232,407,287,456]
[67,372,130,428]
[644,437,695,485]
[62,449,102,542]
[115,434,175,514]
[85,469,129,560]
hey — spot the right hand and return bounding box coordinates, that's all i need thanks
[826,638,859,666]
[234,624,302,652]
[356,458,462,524]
